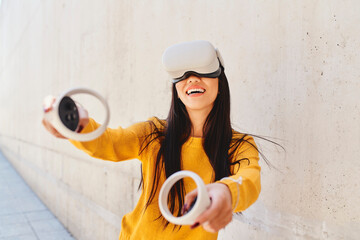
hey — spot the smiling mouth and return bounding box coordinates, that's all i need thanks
[186,88,206,96]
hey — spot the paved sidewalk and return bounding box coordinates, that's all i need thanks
[0,151,75,240]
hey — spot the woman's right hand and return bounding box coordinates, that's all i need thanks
[42,95,89,139]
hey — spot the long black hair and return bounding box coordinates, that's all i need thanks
[138,66,263,229]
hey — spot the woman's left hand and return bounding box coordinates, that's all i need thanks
[183,183,233,232]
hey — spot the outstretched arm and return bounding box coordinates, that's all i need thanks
[69,118,150,162]
[183,136,261,232]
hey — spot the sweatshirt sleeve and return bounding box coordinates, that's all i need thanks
[68,118,151,162]
[216,135,261,212]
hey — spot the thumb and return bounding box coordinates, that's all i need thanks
[182,189,198,215]
[43,95,56,113]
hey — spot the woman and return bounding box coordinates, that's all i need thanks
[42,40,261,240]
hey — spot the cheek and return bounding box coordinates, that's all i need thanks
[214,79,219,92]
[208,80,219,98]
[214,84,219,95]
[175,83,185,97]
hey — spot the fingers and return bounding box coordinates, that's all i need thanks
[184,189,198,205]
[42,117,67,139]
[202,210,232,233]
[42,95,66,138]
[182,189,198,215]
[43,95,56,112]
[193,197,218,227]
[76,103,89,131]
[191,183,233,232]
[194,197,232,232]
[42,96,88,137]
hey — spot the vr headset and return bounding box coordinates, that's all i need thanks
[162,40,225,83]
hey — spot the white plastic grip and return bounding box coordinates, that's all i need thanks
[158,170,211,225]
[44,87,110,142]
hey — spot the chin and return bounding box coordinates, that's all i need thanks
[186,104,213,111]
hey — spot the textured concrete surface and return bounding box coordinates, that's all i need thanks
[0,0,359,239]
[0,151,74,240]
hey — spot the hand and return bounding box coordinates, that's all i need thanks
[42,95,89,139]
[183,182,232,233]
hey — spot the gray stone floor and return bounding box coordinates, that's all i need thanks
[0,151,75,240]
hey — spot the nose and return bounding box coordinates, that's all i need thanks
[186,75,201,84]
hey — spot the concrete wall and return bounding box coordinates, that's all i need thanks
[1,0,359,239]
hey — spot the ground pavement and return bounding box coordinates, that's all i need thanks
[0,150,75,240]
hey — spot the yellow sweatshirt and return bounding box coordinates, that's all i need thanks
[69,117,261,240]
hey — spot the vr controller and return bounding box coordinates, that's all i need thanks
[43,87,110,142]
[158,171,211,225]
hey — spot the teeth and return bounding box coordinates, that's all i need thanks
[187,88,205,95]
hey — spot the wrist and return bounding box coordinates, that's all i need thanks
[217,182,232,205]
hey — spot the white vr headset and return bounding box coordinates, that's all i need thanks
[162,40,225,83]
